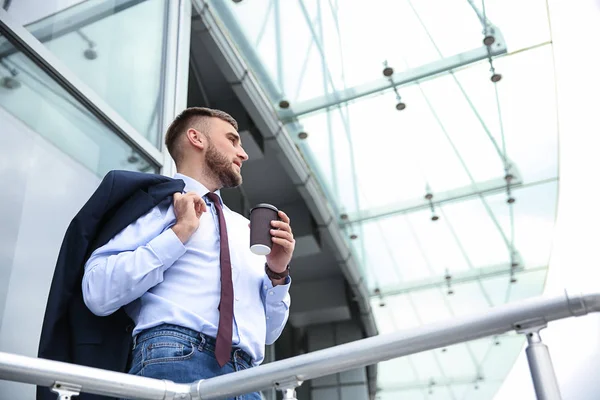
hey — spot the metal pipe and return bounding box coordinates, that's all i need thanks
[0,352,189,399]
[1,291,599,400]
[191,291,600,399]
[525,331,562,400]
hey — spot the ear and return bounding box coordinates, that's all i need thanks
[186,128,206,151]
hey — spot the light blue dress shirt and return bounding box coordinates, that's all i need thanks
[82,173,291,365]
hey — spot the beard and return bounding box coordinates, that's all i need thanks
[205,140,242,188]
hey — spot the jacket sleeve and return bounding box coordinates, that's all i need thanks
[82,205,185,316]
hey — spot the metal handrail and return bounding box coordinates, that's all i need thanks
[1,290,599,399]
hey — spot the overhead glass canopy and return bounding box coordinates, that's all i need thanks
[206,0,557,398]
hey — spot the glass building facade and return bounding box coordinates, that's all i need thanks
[1,1,591,399]
[0,1,186,397]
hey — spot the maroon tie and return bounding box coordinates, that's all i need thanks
[206,192,234,367]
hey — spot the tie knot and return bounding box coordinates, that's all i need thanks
[206,192,221,208]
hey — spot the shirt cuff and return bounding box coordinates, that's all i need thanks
[148,228,187,268]
[262,275,291,304]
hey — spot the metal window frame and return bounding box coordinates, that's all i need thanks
[0,7,164,168]
[160,0,192,177]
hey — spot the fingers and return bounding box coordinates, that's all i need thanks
[271,236,295,250]
[271,211,292,234]
[174,192,207,218]
[277,210,290,224]
[270,228,293,242]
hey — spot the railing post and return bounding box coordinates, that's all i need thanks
[520,326,562,400]
[275,377,302,400]
[51,381,82,399]
[281,388,297,399]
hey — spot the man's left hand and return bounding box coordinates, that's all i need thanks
[266,210,295,273]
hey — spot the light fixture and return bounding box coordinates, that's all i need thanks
[510,277,517,284]
[340,213,349,221]
[507,197,515,204]
[0,59,20,89]
[127,152,140,164]
[298,131,308,140]
[395,101,406,111]
[278,100,290,109]
[84,48,98,60]
[350,234,358,240]
[483,35,495,46]
[445,272,453,295]
[0,75,20,89]
[76,30,98,60]
[382,66,394,77]
[425,191,439,221]
[491,73,502,83]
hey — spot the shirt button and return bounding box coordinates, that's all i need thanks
[269,291,274,296]
[235,297,240,301]
[263,285,268,290]
[266,316,270,320]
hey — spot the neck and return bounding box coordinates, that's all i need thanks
[177,163,221,192]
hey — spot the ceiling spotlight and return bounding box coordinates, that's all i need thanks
[374,288,381,295]
[483,35,495,46]
[491,73,502,83]
[395,101,406,111]
[504,173,514,182]
[84,48,98,60]
[425,193,433,200]
[431,215,439,221]
[340,213,349,221]
[382,66,394,77]
[298,131,308,140]
[379,301,385,307]
[447,289,454,295]
[510,277,517,284]
[232,0,243,2]
[507,197,515,204]
[0,76,20,89]
[278,99,290,109]
[441,348,447,353]
[127,153,140,163]
[350,234,358,240]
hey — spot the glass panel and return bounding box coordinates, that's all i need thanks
[0,32,158,177]
[5,0,168,146]
[208,0,550,104]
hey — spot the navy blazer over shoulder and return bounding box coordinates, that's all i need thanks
[36,170,185,400]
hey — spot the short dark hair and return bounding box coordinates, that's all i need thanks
[165,107,238,164]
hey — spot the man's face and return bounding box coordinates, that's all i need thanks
[204,118,249,189]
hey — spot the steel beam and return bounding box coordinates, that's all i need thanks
[373,265,547,298]
[341,175,557,226]
[277,33,507,121]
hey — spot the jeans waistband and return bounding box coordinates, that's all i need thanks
[133,324,254,366]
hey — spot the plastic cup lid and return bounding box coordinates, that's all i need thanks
[250,203,279,213]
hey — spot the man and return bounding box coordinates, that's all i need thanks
[81,107,294,399]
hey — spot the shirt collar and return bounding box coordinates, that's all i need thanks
[173,173,223,205]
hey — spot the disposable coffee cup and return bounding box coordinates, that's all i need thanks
[249,203,279,255]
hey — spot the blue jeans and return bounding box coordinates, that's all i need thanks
[126,324,261,400]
